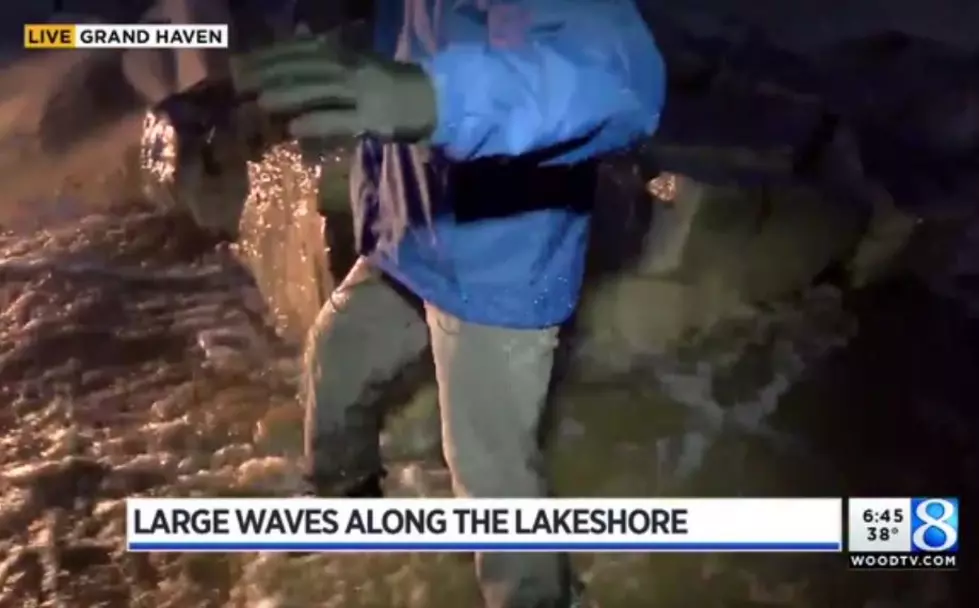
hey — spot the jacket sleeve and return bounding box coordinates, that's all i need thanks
[418,0,666,163]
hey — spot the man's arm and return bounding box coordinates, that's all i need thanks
[420,0,666,163]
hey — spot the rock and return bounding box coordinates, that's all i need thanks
[137,83,253,238]
[578,171,868,367]
[576,274,739,368]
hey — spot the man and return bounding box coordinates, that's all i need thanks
[237,1,665,605]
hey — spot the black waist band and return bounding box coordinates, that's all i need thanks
[448,156,599,222]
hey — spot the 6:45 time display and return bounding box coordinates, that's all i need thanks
[863,507,904,525]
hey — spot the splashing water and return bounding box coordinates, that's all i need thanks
[234,142,331,345]
[139,111,178,190]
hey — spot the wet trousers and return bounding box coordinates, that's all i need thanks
[303,257,574,608]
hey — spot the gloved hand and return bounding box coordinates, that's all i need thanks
[236,31,437,142]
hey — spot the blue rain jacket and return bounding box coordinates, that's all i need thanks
[355,0,666,328]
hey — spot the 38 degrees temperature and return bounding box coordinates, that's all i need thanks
[863,507,903,542]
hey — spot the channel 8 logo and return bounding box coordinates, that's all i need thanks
[910,498,958,553]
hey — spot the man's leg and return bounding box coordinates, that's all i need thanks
[425,305,572,608]
[303,257,429,494]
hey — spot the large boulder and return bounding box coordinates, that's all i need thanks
[575,171,868,372]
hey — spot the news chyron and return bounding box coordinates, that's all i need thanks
[846,498,958,570]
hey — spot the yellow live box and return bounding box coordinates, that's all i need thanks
[24,25,77,49]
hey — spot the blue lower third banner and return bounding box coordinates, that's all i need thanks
[126,497,843,552]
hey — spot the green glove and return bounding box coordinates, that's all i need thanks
[238,32,438,142]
